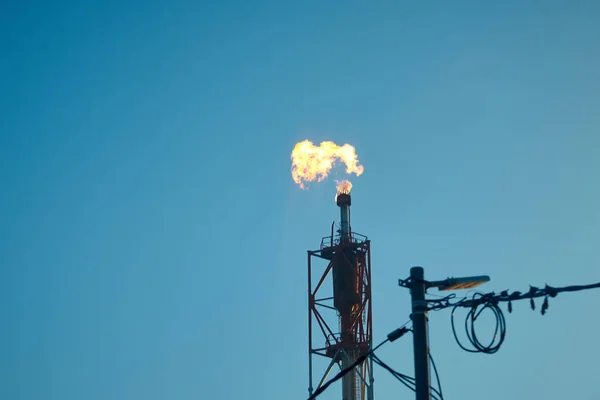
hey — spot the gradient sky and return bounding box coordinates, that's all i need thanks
[2,2,599,400]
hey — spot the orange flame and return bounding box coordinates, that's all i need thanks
[291,140,364,189]
[335,180,353,201]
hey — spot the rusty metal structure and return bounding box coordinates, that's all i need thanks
[308,192,374,400]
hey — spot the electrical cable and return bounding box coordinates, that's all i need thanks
[434,281,600,313]
[425,280,600,354]
[371,353,444,400]
[312,279,599,399]
[425,293,460,311]
[306,324,411,400]
[307,346,377,400]
[429,351,444,400]
[451,295,506,354]
[370,354,417,393]
[384,276,600,400]
[371,326,445,400]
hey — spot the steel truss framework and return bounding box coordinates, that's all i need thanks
[308,239,373,400]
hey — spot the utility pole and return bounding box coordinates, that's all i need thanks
[409,267,431,400]
[405,267,490,400]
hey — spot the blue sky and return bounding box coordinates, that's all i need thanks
[1,2,599,399]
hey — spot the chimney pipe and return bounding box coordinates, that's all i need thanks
[336,193,351,242]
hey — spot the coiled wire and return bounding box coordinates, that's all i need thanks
[451,294,506,354]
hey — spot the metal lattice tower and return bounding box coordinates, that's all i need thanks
[308,193,374,400]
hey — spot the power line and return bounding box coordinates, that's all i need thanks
[306,324,410,400]
[429,351,443,400]
[370,325,446,400]
[311,275,600,399]
[371,353,444,400]
[427,281,600,314]
[425,280,600,354]
[306,347,373,400]
[398,268,600,400]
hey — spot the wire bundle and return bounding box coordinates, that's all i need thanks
[451,295,506,354]
[306,324,409,400]
[307,324,446,400]
[307,279,600,399]
[371,353,444,400]
[427,280,600,354]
